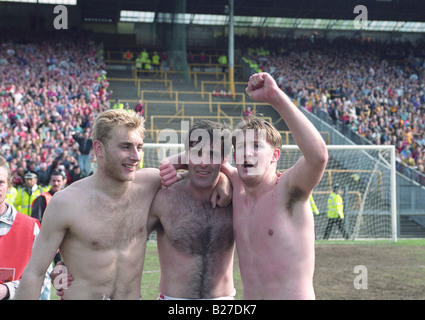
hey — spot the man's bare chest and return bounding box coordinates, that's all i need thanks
[232,187,291,238]
[71,193,151,250]
[160,199,234,255]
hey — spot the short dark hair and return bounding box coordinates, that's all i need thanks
[185,120,232,160]
[51,170,66,180]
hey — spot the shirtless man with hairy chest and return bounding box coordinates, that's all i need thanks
[148,120,235,300]
[149,179,234,299]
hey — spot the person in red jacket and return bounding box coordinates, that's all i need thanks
[0,156,40,300]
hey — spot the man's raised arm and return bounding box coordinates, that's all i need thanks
[246,72,328,194]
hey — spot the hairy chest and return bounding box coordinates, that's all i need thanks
[158,196,234,255]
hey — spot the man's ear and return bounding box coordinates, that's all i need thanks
[271,148,281,163]
[92,140,104,160]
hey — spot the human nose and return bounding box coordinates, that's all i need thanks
[129,147,142,161]
[199,152,210,165]
[245,144,255,157]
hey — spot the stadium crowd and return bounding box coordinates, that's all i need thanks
[2,31,425,195]
[239,35,425,184]
[0,31,111,196]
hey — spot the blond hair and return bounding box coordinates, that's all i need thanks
[92,109,145,145]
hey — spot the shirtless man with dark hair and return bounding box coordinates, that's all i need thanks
[148,120,235,300]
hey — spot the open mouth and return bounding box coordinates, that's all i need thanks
[196,170,211,176]
[243,161,255,168]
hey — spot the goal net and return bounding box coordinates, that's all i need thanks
[280,145,397,242]
[141,143,397,242]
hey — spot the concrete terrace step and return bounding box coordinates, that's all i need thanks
[399,215,425,238]
[106,66,286,133]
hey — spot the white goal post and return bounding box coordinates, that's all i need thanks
[281,145,397,242]
[141,143,397,242]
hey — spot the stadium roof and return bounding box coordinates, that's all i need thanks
[118,11,425,33]
[87,0,425,33]
[87,0,425,22]
[2,0,425,33]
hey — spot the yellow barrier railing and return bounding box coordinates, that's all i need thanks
[200,80,248,99]
[136,80,172,99]
[278,130,330,145]
[141,90,261,114]
[111,78,331,146]
[134,68,165,80]
[190,71,227,89]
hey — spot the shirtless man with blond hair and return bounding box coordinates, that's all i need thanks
[222,72,328,299]
[15,109,180,300]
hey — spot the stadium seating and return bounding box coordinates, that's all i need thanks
[238,35,425,185]
[2,32,425,188]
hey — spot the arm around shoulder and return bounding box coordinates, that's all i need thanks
[220,162,239,185]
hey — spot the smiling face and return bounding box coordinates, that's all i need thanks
[184,120,231,190]
[187,139,225,189]
[99,126,144,182]
[91,109,145,183]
